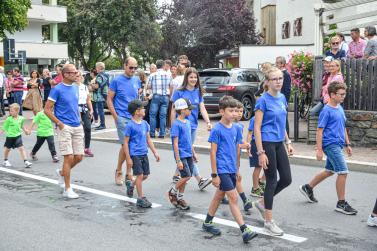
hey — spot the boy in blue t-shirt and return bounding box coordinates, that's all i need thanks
[168,98,198,210]
[246,117,265,198]
[300,81,357,215]
[124,99,160,208]
[202,96,257,243]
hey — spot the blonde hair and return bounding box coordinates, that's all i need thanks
[330,59,342,75]
[330,36,341,43]
[260,62,273,74]
[265,66,282,80]
[9,103,20,111]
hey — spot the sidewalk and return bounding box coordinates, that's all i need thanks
[92,113,377,174]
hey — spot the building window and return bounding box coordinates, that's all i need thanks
[282,21,290,39]
[294,18,303,36]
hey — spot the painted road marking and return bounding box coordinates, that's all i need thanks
[91,128,117,135]
[0,167,161,208]
[186,213,307,243]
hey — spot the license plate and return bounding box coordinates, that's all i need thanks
[203,93,213,97]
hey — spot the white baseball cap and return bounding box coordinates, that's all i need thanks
[174,98,196,110]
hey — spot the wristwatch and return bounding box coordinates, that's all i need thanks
[211,173,218,178]
[345,143,351,147]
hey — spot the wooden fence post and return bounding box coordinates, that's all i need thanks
[312,56,323,103]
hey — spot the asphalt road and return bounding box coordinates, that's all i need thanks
[0,136,376,251]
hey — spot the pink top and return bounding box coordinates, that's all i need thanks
[322,74,344,103]
[347,38,367,59]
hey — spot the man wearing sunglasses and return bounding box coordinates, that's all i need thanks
[325,36,346,60]
[107,57,141,186]
[45,64,84,199]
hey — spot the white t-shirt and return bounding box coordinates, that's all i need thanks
[170,75,184,98]
[0,73,4,88]
[78,84,89,105]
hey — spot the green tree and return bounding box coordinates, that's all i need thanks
[0,0,31,38]
[58,0,112,70]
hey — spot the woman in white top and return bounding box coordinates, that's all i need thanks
[76,72,94,157]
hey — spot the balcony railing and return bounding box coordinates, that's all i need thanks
[28,4,67,23]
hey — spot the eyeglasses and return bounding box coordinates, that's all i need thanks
[65,71,78,74]
[128,66,138,70]
[336,92,346,97]
[269,77,283,82]
[332,42,339,45]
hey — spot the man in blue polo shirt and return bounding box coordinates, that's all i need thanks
[45,64,84,199]
[107,57,141,186]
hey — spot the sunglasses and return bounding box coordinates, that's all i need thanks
[332,42,339,45]
[128,66,138,70]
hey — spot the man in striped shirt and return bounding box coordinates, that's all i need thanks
[147,59,173,138]
[12,68,25,115]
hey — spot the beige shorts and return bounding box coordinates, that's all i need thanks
[58,124,84,156]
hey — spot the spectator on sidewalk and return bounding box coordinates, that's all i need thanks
[325,36,346,60]
[275,57,291,135]
[93,62,109,130]
[337,32,349,54]
[149,63,157,74]
[347,28,366,59]
[164,59,172,73]
[12,68,25,115]
[51,63,63,88]
[0,67,5,116]
[88,69,99,127]
[5,70,14,107]
[364,26,377,60]
[23,70,43,116]
[147,59,172,138]
[107,57,141,186]
[41,69,53,106]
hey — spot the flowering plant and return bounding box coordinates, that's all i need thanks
[287,51,314,92]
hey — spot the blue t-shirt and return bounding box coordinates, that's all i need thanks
[235,122,244,141]
[318,104,346,148]
[109,75,140,119]
[124,119,150,156]
[254,92,287,142]
[172,88,203,130]
[325,50,346,60]
[48,83,80,127]
[171,119,192,158]
[248,117,255,141]
[208,123,242,174]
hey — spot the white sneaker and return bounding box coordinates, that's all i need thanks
[56,169,65,189]
[264,220,284,236]
[3,160,12,167]
[367,215,377,227]
[63,188,79,199]
[24,160,32,168]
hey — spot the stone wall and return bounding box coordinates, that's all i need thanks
[345,110,377,147]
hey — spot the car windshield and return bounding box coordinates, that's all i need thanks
[199,71,231,85]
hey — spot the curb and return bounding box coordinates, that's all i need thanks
[92,137,377,174]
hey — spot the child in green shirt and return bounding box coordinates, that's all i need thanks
[28,110,59,163]
[1,103,32,168]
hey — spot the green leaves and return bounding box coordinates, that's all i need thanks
[0,0,31,38]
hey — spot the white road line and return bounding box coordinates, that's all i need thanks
[91,128,117,135]
[186,213,308,243]
[0,167,161,208]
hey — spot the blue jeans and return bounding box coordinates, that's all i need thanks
[323,144,349,174]
[191,129,200,177]
[92,101,98,121]
[97,101,105,127]
[149,94,169,137]
[13,91,23,115]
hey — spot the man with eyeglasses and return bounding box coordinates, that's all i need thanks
[45,64,84,199]
[147,59,173,139]
[107,57,141,186]
[325,36,346,60]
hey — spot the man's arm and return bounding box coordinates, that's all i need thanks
[44,100,63,130]
[106,89,118,121]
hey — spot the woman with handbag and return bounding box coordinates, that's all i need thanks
[23,70,43,115]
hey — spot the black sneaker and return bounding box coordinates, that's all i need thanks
[242,227,258,243]
[177,199,190,210]
[299,184,318,203]
[202,221,221,235]
[335,201,358,215]
[126,182,134,197]
[136,197,152,208]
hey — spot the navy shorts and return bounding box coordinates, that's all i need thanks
[131,155,150,176]
[249,141,260,167]
[4,136,23,149]
[219,173,237,192]
[179,157,194,178]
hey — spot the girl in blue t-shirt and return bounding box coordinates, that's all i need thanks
[253,67,294,236]
[171,68,212,191]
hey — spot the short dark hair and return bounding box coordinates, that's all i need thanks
[236,101,243,109]
[351,28,360,33]
[219,96,238,110]
[328,81,347,96]
[29,70,40,78]
[164,59,172,67]
[176,109,183,115]
[13,68,20,73]
[156,59,164,69]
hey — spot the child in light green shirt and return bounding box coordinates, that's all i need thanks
[1,103,32,168]
[28,110,59,163]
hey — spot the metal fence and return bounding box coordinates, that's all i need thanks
[313,56,377,111]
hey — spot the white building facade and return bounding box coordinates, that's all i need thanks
[0,0,68,74]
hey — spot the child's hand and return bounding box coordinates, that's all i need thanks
[212,176,220,188]
[126,157,133,170]
[287,144,294,156]
[193,152,199,163]
[154,152,160,162]
[236,172,242,181]
[316,149,323,161]
[177,161,184,170]
[346,146,352,157]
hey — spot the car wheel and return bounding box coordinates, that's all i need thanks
[241,96,253,121]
